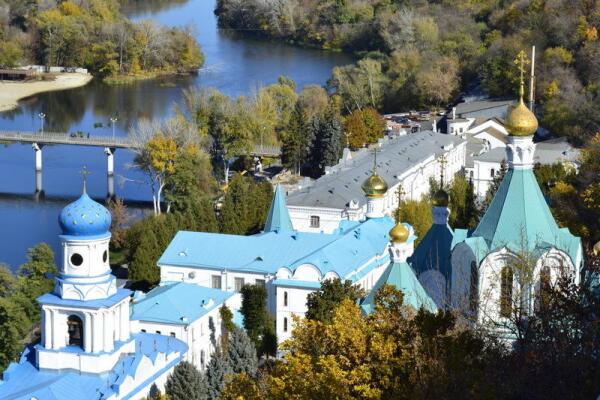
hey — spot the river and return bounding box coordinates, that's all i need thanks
[0,0,353,268]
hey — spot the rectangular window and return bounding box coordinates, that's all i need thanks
[212,275,222,289]
[235,277,245,292]
[255,279,265,287]
[170,332,176,338]
[310,215,320,228]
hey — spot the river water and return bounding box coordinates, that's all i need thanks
[0,0,352,268]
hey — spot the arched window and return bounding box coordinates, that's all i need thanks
[283,317,288,332]
[283,291,288,307]
[500,267,513,318]
[469,261,478,313]
[490,168,496,178]
[67,315,83,348]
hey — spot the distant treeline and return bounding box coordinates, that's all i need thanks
[215,0,600,145]
[0,0,203,80]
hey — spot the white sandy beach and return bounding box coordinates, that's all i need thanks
[0,73,93,112]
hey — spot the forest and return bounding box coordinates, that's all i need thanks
[215,0,600,145]
[0,0,204,80]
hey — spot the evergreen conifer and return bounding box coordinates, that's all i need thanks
[165,361,207,400]
[228,327,258,376]
[206,349,233,400]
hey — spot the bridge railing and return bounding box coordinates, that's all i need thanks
[0,131,135,148]
[252,144,281,156]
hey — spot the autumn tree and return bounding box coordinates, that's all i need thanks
[130,118,202,215]
[396,198,432,246]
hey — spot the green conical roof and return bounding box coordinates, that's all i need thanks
[264,184,294,233]
[473,168,562,252]
[361,261,437,314]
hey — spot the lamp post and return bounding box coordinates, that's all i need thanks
[38,113,46,135]
[110,117,118,141]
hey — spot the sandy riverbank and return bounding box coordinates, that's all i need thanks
[0,73,93,112]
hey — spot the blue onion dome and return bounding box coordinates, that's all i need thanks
[59,193,111,237]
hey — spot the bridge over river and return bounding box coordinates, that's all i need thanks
[0,130,281,196]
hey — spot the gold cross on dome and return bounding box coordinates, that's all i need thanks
[439,155,447,186]
[514,50,530,98]
[396,185,405,204]
[80,166,91,193]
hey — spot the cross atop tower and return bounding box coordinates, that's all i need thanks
[372,147,378,174]
[80,166,91,193]
[514,50,530,99]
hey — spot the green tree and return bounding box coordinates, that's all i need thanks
[361,107,385,144]
[396,198,433,246]
[128,227,161,288]
[309,108,344,174]
[164,361,207,400]
[0,264,17,297]
[0,298,26,371]
[17,243,57,320]
[281,102,312,174]
[447,174,478,229]
[164,148,217,214]
[220,175,272,235]
[239,284,270,353]
[305,278,365,324]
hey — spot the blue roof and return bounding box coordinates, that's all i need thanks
[472,168,580,264]
[0,333,187,400]
[361,261,437,314]
[264,184,294,233]
[409,223,454,281]
[38,288,131,309]
[58,192,111,238]
[159,217,394,280]
[131,282,234,325]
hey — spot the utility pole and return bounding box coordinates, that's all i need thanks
[110,117,118,140]
[529,45,536,112]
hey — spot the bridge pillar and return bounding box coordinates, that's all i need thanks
[35,170,43,196]
[104,147,115,177]
[32,143,43,172]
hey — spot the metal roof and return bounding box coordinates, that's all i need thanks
[286,131,465,210]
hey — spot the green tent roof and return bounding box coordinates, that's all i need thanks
[473,168,578,261]
[264,184,294,233]
[361,261,437,314]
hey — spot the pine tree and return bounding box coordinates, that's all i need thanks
[206,349,233,400]
[310,109,344,174]
[281,102,312,174]
[165,361,207,400]
[228,327,258,376]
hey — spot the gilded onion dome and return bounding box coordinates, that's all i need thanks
[506,95,538,137]
[362,173,388,198]
[506,52,538,137]
[362,149,388,198]
[432,188,449,207]
[389,221,409,243]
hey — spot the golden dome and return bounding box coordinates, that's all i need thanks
[389,222,409,243]
[432,189,449,207]
[362,173,388,198]
[506,96,538,137]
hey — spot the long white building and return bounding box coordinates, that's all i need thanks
[286,131,467,233]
